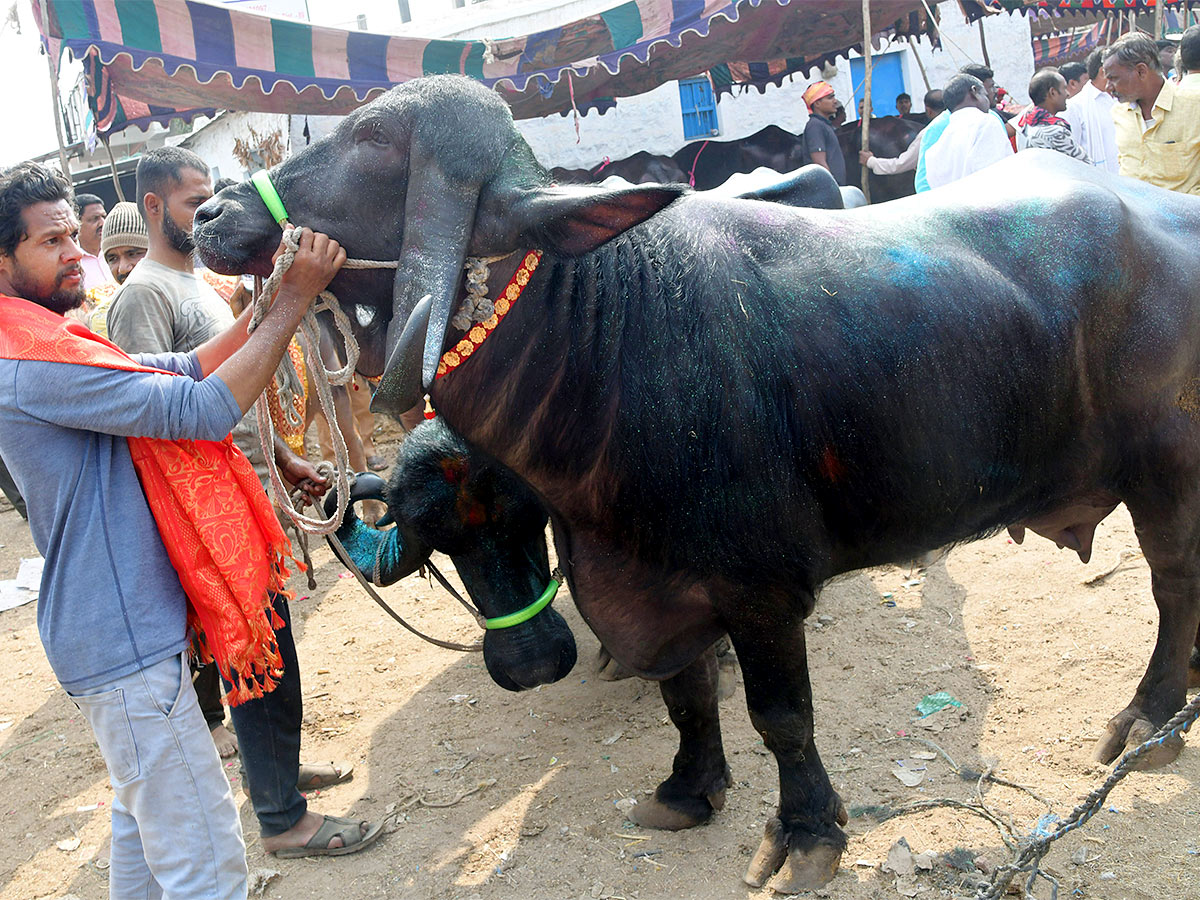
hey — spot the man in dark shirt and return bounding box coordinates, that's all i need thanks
[802,81,848,185]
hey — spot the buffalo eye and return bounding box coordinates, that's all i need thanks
[355,121,390,147]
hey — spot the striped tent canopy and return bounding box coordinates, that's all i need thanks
[33,0,936,135]
[1031,15,1116,63]
[962,0,1191,20]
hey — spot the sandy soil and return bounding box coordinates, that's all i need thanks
[1,424,1198,900]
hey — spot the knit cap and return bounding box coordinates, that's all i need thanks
[100,201,148,255]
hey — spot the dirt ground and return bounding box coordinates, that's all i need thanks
[1,422,1198,900]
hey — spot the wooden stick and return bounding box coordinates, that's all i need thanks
[861,0,873,204]
[1153,0,1163,40]
[907,35,932,92]
[101,136,126,202]
[978,17,991,69]
[39,0,71,180]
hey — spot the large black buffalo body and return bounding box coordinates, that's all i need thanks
[194,75,1200,892]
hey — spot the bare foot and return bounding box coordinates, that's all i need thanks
[210,723,238,758]
[261,811,373,855]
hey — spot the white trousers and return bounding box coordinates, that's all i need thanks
[70,652,247,899]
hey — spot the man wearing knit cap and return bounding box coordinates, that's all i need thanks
[86,201,148,337]
[802,81,848,185]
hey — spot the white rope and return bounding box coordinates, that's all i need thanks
[248,228,395,535]
[247,228,502,536]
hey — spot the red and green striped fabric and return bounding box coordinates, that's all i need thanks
[33,0,934,134]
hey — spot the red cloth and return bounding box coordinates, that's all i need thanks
[0,295,293,703]
[1016,106,1070,130]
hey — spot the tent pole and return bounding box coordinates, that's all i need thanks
[101,135,125,202]
[39,1,71,181]
[978,18,992,68]
[861,0,873,204]
[907,35,932,92]
[1153,0,1163,39]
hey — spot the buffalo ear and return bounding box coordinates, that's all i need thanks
[502,184,685,257]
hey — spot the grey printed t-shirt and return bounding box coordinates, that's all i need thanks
[107,259,269,481]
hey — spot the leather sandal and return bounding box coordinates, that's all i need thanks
[272,815,384,858]
[297,760,354,791]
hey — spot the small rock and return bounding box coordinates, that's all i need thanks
[1099,871,1117,881]
[56,837,81,852]
[1070,847,1089,865]
[817,614,834,625]
[883,837,915,876]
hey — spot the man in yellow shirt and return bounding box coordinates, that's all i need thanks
[1104,32,1200,195]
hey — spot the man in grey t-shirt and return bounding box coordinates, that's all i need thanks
[108,147,376,860]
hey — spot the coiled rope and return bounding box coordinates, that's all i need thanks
[247,226,396,535]
[977,692,1200,899]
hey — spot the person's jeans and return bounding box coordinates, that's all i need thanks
[70,652,247,900]
[225,593,307,837]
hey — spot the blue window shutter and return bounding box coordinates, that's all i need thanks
[679,76,719,140]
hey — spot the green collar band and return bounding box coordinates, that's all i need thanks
[484,578,560,630]
[251,170,289,226]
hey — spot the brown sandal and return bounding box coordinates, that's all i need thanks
[272,815,383,858]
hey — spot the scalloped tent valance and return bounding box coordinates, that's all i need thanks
[32,0,937,136]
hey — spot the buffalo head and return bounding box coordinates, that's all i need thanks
[328,419,576,691]
[193,75,683,414]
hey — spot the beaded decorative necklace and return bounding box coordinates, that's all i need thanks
[424,249,543,419]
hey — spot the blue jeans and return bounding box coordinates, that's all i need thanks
[225,594,307,837]
[70,652,247,900]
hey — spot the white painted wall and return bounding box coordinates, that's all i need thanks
[182,110,291,183]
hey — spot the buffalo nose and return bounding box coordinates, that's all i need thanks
[194,199,222,227]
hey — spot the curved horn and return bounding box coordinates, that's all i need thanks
[324,473,431,585]
[377,149,480,415]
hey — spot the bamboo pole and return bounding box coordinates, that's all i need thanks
[1153,0,1163,40]
[39,1,71,180]
[861,0,873,204]
[907,34,932,92]
[978,18,992,68]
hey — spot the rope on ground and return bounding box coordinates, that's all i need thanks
[976,692,1200,900]
[249,228,397,535]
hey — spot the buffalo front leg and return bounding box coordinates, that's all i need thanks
[628,645,731,830]
[727,611,847,893]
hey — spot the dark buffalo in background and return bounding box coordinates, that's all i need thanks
[551,119,918,199]
[194,75,1200,893]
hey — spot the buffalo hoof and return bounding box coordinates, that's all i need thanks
[628,772,729,830]
[743,817,847,893]
[1095,709,1185,769]
[1188,647,1200,689]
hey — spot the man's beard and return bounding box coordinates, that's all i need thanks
[162,208,196,256]
[9,263,85,315]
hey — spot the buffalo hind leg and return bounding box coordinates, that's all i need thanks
[727,608,847,893]
[1097,481,1200,768]
[629,645,731,830]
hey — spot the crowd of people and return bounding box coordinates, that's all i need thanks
[802,27,1199,198]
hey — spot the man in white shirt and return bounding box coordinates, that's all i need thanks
[1065,49,1120,174]
[923,74,1013,190]
[74,192,114,291]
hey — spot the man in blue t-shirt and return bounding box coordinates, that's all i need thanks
[802,81,849,186]
[0,161,348,899]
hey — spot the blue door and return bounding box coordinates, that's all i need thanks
[678,77,720,140]
[850,51,906,117]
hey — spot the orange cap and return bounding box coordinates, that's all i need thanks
[802,81,835,110]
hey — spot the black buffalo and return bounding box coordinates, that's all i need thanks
[327,418,577,693]
[195,75,1200,892]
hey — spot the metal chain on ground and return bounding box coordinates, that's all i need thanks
[977,692,1200,900]
[248,227,396,535]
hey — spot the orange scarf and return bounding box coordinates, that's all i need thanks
[0,295,292,703]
